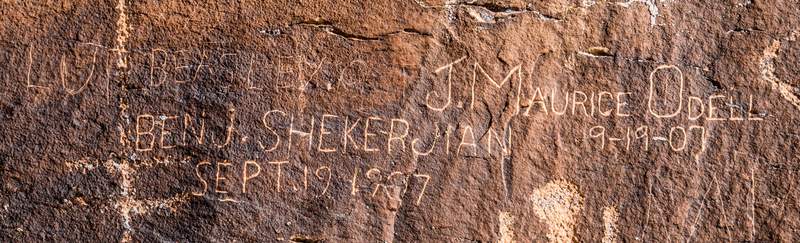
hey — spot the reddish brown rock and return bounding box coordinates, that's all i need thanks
[1,0,799,242]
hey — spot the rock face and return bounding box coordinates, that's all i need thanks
[0,0,799,242]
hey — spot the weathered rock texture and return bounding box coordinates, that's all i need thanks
[1,0,799,242]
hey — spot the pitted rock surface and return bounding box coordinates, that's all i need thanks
[1,0,799,242]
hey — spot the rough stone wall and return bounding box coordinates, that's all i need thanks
[0,0,799,242]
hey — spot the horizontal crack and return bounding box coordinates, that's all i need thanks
[291,20,380,41]
[459,2,563,22]
[399,28,434,37]
[461,2,525,13]
[725,27,764,35]
[289,20,432,41]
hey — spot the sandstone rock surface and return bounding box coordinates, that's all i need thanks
[1,0,799,242]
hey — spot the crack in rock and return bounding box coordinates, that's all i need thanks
[290,20,432,41]
[578,46,615,58]
[420,0,561,23]
[725,27,763,35]
[461,2,562,23]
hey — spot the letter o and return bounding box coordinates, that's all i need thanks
[647,65,685,118]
